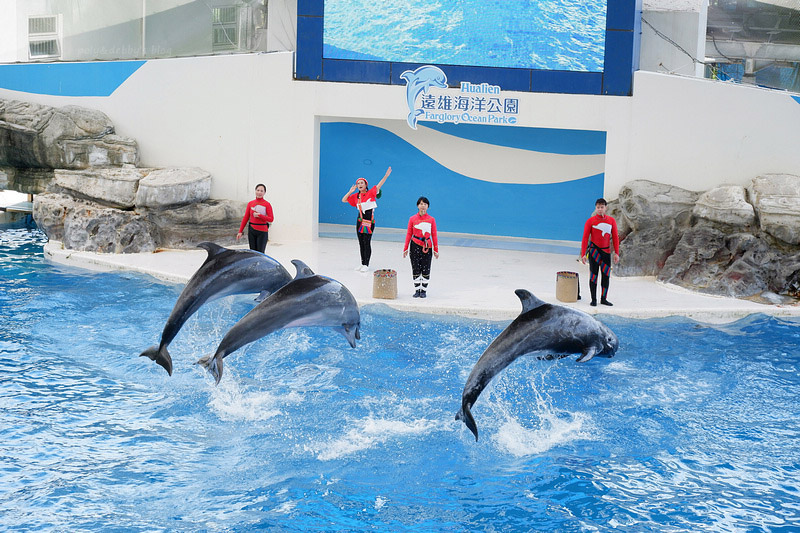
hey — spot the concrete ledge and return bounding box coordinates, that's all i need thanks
[43,238,800,324]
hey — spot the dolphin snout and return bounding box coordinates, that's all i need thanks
[605,334,619,355]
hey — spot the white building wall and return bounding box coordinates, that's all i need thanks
[627,71,800,191]
[0,0,19,62]
[1,53,798,241]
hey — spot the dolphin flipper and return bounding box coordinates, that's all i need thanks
[254,290,270,302]
[576,345,600,363]
[455,403,479,441]
[139,345,173,376]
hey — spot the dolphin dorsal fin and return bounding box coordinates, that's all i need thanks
[515,289,547,313]
[291,259,316,279]
[197,242,226,258]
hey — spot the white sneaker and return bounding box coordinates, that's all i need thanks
[355,265,363,271]
[359,265,370,272]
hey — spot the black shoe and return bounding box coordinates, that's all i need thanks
[601,299,613,306]
[420,290,427,298]
[413,289,421,298]
[590,300,597,307]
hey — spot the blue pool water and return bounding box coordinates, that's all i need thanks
[323,0,607,72]
[2,228,800,532]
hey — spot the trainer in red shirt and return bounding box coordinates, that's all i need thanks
[237,183,274,252]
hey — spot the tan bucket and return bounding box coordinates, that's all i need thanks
[556,271,579,302]
[372,269,398,299]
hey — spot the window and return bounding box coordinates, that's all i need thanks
[212,6,239,51]
[28,15,61,60]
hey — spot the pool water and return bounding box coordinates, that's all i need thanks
[323,0,607,72]
[2,228,800,532]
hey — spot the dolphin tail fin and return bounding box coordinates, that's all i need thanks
[195,353,223,385]
[455,403,479,441]
[140,345,173,376]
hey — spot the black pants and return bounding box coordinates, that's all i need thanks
[410,241,432,290]
[248,225,268,253]
[587,244,611,301]
[356,220,373,266]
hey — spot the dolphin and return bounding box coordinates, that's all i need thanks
[140,242,292,375]
[195,260,361,385]
[400,65,448,129]
[456,289,619,441]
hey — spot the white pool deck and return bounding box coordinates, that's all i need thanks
[42,235,800,324]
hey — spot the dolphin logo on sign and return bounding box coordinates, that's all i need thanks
[400,65,448,130]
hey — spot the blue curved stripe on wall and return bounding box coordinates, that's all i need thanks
[793,95,800,105]
[0,61,146,97]
[319,122,604,241]
[420,122,606,155]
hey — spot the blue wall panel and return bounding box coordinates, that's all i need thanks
[323,60,391,84]
[319,122,606,241]
[602,30,636,95]
[297,0,323,17]
[531,71,603,95]
[0,61,145,97]
[296,16,324,81]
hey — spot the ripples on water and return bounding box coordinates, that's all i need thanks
[323,0,607,71]
[2,228,800,531]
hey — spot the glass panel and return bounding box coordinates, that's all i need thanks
[4,1,275,63]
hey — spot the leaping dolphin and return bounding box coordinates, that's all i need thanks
[400,65,448,129]
[196,260,361,385]
[140,242,292,375]
[456,289,619,441]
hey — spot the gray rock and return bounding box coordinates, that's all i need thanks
[143,199,245,248]
[748,174,800,245]
[33,193,245,252]
[616,222,683,276]
[0,98,138,170]
[658,224,730,290]
[63,203,158,253]
[15,168,55,194]
[606,199,630,237]
[135,167,212,208]
[618,180,700,231]
[0,167,10,189]
[34,193,157,252]
[32,192,72,242]
[693,185,755,227]
[54,168,149,208]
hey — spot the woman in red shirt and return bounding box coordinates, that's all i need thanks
[403,196,439,298]
[236,183,274,253]
[341,166,392,272]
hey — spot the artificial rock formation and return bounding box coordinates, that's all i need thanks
[36,170,243,252]
[0,97,242,252]
[616,175,800,304]
[0,99,138,169]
